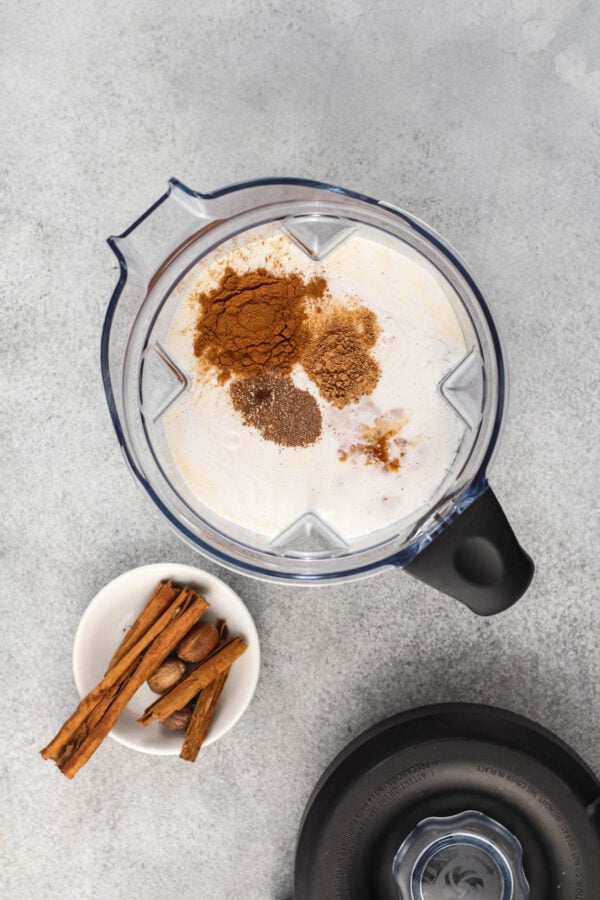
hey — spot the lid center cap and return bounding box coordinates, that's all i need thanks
[393,811,530,900]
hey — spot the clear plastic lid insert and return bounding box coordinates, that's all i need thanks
[103,180,504,581]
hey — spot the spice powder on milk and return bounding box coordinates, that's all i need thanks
[191,264,383,450]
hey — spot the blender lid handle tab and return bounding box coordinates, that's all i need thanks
[405,487,534,615]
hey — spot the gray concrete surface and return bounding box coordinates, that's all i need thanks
[2,1,600,897]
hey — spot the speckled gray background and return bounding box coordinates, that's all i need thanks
[2,1,600,898]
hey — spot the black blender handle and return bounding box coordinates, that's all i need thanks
[405,487,534,615]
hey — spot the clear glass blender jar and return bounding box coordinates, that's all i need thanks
[102,178,533,614]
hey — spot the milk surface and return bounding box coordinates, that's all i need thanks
[161,228,468,542]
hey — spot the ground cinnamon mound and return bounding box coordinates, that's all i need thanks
[230,373,322,447]
[193,267,327,383]
[302,305,381,408]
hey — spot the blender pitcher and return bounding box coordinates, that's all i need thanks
[102,178,534,615]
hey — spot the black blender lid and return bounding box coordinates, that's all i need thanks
[294,704,600,900]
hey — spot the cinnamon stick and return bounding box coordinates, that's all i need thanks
[180,620,231,762]
[54,659,139,769]
[41,588,208,775]
[48,581,180,766]
[42,587,193,761]
[58,591,209,779]
[138,637,247,726]
[106,579,180,671]
[180,671,229,762]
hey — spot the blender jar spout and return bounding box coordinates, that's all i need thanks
[107,180,213,287]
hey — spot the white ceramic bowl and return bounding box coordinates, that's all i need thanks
[72,563,260,755]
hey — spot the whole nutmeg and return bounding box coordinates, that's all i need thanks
[162,707,193,731]
[147,658,186,694]
[177,621,219,663]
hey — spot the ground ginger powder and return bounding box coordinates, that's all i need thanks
[301,305,381,408]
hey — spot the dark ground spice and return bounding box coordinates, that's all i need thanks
[229,373,322,447]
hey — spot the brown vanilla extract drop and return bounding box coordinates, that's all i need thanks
[341,415,409,472]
